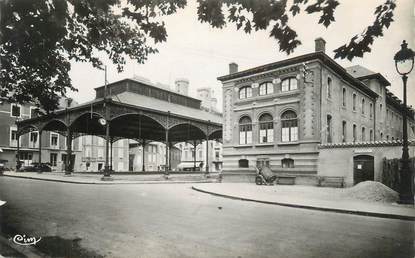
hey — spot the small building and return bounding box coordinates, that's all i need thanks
[217,38,415,184]
[0,98,82,171]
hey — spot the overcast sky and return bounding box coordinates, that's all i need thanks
[68,0,415,110]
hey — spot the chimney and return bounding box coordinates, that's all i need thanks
[315,37,326,53]
[229,62,238,74]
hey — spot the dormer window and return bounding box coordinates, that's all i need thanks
[281,78,298,92]
[239,86,252,99]
[259,82,274,95]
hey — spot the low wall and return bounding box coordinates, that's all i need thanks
[318,141,415,187]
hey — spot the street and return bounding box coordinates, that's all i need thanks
[0,177,413,258]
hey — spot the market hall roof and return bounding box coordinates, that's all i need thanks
[16,78,222,143]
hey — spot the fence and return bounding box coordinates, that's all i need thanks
[382,157,415,192]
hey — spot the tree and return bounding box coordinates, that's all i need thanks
[1,0,397,112]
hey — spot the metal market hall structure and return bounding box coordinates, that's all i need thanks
[16,78,222,178]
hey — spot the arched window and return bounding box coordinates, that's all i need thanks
[259,113,274,143]
[327,115,332,143]
[281,111,298,142]
[369,103,373,118]
[361,98,365,114]
[361,127,366,141]
[281,77,298,92]
[239,86,252,99]
[342,121,347,142]
[281,158,294,168]
[327,77,332,99]
[369,129,373,141]
[380,132,383,140]
[353,124,357,142]
[238,159,249,168]
[342,88,346,107]
[352,93,357,111]
[239,116,252,144]
[259,82,274,95]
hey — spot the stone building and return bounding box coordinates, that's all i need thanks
[0,98,82,171]
[77,136,129,172]
[129,141,181,171]
[218,38,415,184]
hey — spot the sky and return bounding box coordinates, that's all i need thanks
[68,0,415,110]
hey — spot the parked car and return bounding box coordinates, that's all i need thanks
[32,163,52,172]
[17,163,52,172]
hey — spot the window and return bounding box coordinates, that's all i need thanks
[386,109,389,120]
[281,158,294,168]
[97,148,104,159]
[259,113,274,143]
[281,78,298,92]
[342,88,346,107]
[259,82,274,95]
[281,111,298,142]
[238,159,249,168]
[50,153,58,166]
[380,132,383,140]
[215,150,220,159]
[353,124,357,142]
[257,158,270,169]
[342,121,347,142]
[50,133,59,148]
[239,116,252,144]
[386,135,389,141]
[361,98,365,114]
[11,104,21,118]
[326,115,332,143]
[361,127,366,141]
[327,78,332,99]
[30,107,38,118]
[85,146,91,157]
[29,131,38,148]
[369,103,373,118]
[239,86,252,99]
[10,127,18,147]
[352,93,357,111]
[369,129,373,141]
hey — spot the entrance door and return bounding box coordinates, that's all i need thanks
[353,155,374,185]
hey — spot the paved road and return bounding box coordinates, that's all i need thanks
[0,177,413,258]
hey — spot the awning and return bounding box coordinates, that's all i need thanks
[0,148,3,152]
[0,201,6,207]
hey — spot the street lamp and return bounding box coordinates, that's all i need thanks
[394,40,414,204]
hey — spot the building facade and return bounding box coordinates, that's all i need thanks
[77,136,129,172]
[129,141,181,171]
[0,99,82,171]
[218,38,415,183]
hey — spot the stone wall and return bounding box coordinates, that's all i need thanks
[318,141,415,187]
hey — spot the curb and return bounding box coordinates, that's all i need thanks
[191,186,415,221]
[1,174,217,185]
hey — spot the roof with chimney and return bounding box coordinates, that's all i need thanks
[217,52,379,99]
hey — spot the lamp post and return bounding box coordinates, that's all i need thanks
[394,40,414,204]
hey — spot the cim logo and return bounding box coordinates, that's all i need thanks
[12,234,41,246]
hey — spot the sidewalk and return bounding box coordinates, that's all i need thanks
[1,171,218,185]
[192,183,415,221]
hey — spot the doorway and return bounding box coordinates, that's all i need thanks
[353,155,374,185]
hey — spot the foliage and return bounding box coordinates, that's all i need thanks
[1,0,397,111]
[1,0,185,112]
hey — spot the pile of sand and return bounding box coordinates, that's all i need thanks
[342,181,399,203]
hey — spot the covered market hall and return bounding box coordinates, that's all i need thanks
[15,78,222,178]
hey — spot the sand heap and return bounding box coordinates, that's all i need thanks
[342,181,399,203]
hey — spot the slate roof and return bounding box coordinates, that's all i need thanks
[113,91,222,125]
